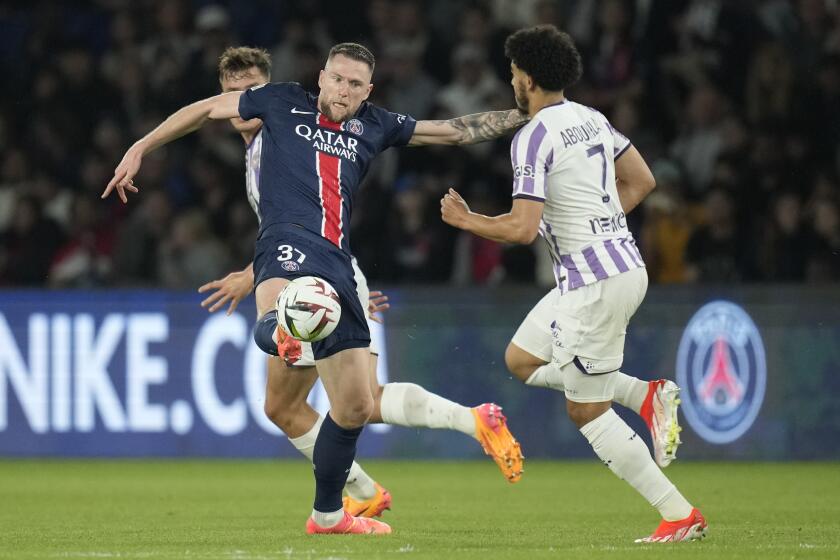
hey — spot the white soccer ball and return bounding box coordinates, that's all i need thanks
[276,276,342,342]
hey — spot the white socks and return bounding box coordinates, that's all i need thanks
[287,415,324,462]
[612,373,650,414]
[380,382,477,438]
[288,415,376,502]
[311,508,344,527]
[580,409,693,521]
[526,364,650,414]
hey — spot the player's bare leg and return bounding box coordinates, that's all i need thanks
[366,354,523,483]
[260,339,381,513]
[504,343,549,383]
[254,278,387,533]
[505,342,682,467]
[264,357,320,438]
[198,265,387,516]
[307,347,390,534]
[337,353,392,518]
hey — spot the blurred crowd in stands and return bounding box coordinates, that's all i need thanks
[1,0,839,288]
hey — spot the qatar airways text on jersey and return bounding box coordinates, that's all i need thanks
[238,82,416,252]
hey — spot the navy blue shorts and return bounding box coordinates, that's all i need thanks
[254,223,370,360]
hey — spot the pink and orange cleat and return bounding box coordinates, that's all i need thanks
[472,403,524,483]
[306,511,391,535]
[276,327,302,365]
[342,483,392,518]
[640,379,682,468]
[635,508,708,543]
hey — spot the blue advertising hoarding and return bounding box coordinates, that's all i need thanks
[0,291,391,458]
[1,286,839,459]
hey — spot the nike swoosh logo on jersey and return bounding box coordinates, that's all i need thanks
[291,107,315,114]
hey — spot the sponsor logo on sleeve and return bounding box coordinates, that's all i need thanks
[514,164,536,179]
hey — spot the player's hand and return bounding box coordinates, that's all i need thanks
[441,188,471,229]
[368,290,390,323]
[102,144,143,203]
[198,267,255,315]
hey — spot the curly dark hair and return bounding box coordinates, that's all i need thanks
[504,25,582,92]
[328,42,376,72]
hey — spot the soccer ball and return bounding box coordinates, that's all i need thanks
[276,276,342,342]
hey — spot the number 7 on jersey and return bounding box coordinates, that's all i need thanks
[586,143,611,203]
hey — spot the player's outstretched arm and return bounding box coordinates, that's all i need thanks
[615,145,656,214]
[103,91,244,203]
[441,188,543,244]
[198,262,255,315]
[409,109,528,146]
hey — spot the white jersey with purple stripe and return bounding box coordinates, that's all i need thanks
[510,100,644,293]
[245,129,263,223]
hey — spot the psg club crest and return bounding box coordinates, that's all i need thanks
[676,300,766,444]
[281,260,300,272]
[346,119,364,135]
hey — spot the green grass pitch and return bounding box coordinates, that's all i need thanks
[2,460,839,559]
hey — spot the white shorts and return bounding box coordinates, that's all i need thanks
[510,289,556,363]
[513,267,648,402]
[295,257,378,367]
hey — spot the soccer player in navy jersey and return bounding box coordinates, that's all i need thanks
[197,46,525,520]
[104,42,527,535]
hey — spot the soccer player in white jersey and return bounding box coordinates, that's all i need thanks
[441,26,707,543]
[194,47,524,517]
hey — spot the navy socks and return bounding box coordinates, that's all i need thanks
[312,412,364,513]
[256,312,364,514]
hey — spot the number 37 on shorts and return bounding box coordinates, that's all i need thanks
[276,244,306,272]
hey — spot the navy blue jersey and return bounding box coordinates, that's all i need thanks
[238,82,417,253]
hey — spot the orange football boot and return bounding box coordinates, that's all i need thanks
[276,326,302,365]
[635,508,708,543]
[342,483,392,518]
[472,403,524,483]
[306,511,391,535]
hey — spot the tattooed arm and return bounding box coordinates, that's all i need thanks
[408,109,528,146]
